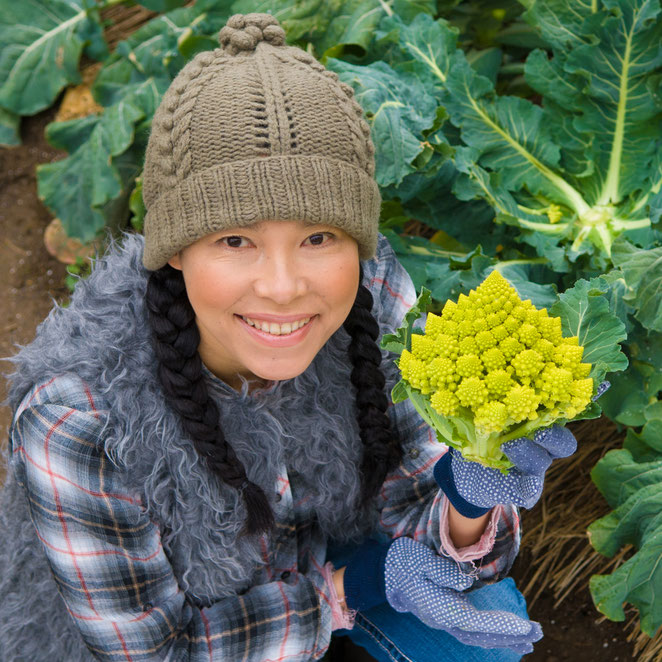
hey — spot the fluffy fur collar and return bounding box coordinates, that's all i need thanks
[3,232,380,610]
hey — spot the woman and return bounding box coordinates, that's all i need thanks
[0,13,573,661]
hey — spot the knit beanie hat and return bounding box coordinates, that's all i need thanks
[141,12,381,271]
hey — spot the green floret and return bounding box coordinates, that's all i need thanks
[537,364,573,400]
[482,347,506,371]
[475,330,497,351]
[485,369,515,398]
[473,318,488,333]
[526,308,548,326]
[553,344,584,368]
[570,378,594,409]
[388,270,601,472]
[442,320,459,336]
[399,351,431,393]
[486,312,501,329]
[457,319,474,337]
[430,389,460,416]
[397,349,412,374]
[457,354,483,378]
[518,323,541,347]
[533,338,555,361]
[474,401,508,434]
[425,313,444,338]
[499,337,523,360]
[411,334,437,361]
[441,299,458,320]
[511,349,545,379]
[504,316,520,333]
[456,376,488,409]
[573,362,592,379]
[427,357,455,388]
[539,316,563,344]
[491,324,509,342]
[434,333,459,359]
[510,303,530,321]
[459,336,479,355]
[504,385,540,423]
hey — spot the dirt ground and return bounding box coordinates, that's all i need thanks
[0,110,639,660]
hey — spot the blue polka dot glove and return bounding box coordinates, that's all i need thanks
[384,536,543,654]
[434,382,610,517]
[434,425,578,518]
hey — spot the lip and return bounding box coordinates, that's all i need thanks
[235,314,316,348]
[239,312,317,323]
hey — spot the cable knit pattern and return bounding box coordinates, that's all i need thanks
[142,12,381,270]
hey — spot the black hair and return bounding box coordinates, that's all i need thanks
[145,263,402,537]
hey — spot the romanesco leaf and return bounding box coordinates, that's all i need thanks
[381,287,432,354]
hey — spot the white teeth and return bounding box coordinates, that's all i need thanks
[242,316,311,336]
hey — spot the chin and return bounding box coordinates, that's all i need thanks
[254,361,311,384]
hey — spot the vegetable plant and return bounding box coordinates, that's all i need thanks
[1,0,662,640]
[383,271,622,470]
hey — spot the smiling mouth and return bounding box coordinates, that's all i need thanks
[238,315,312,336]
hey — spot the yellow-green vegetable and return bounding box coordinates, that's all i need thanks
[385,271,597,471]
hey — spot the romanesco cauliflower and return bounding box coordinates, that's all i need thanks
[391,271,598,471]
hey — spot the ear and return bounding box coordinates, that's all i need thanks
[167,252,182,270]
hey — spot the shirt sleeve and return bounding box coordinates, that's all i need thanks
[365,236,521,584]
[11,375,334,662]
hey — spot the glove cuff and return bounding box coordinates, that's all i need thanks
[433,449,492,519]
[343,538,389,612]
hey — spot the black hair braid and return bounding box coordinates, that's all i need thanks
[343,280,404,504]
[145,264,275,537]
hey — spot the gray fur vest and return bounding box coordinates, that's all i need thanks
[0,232,391,661]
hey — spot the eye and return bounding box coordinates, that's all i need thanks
[218,235,249,248]
[304,232,333,246]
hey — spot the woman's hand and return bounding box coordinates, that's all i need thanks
[384,536,542,654]
[434,425,577,517]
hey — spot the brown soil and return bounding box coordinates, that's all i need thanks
[0,109,639,661]
[0,108,69,455]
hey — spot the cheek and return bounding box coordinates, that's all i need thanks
[182,266,237,317]
[326,260,361,316]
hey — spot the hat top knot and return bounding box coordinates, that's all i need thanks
[219,13,286,55]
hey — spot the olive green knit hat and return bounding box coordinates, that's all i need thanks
[141,12,381,271]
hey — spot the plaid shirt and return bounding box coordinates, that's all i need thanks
[8,235,520,661]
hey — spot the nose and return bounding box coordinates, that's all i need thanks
[252,251,308,304]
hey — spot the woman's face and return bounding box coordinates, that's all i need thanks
[168,220,360,390]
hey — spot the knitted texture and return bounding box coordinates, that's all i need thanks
[142,12,381,270]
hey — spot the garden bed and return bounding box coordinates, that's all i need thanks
[0,108,642,661]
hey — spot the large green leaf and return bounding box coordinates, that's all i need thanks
[383,229,559,308]
[519,0,605,50]
[549,278,629,383]
[380,154,516,255]
[370,5,662,264]
[135,0,188,11]
[36,3,225,241]
[326,58,438,186]
[0,0,106,116]
[611,237,662,332]
[589,440,662,634]
[38,100,145,240]
[0,107,20,146]
[230,0,389,55]
[566,0,662,206]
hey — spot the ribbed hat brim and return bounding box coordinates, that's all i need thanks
[142,154,381,270]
